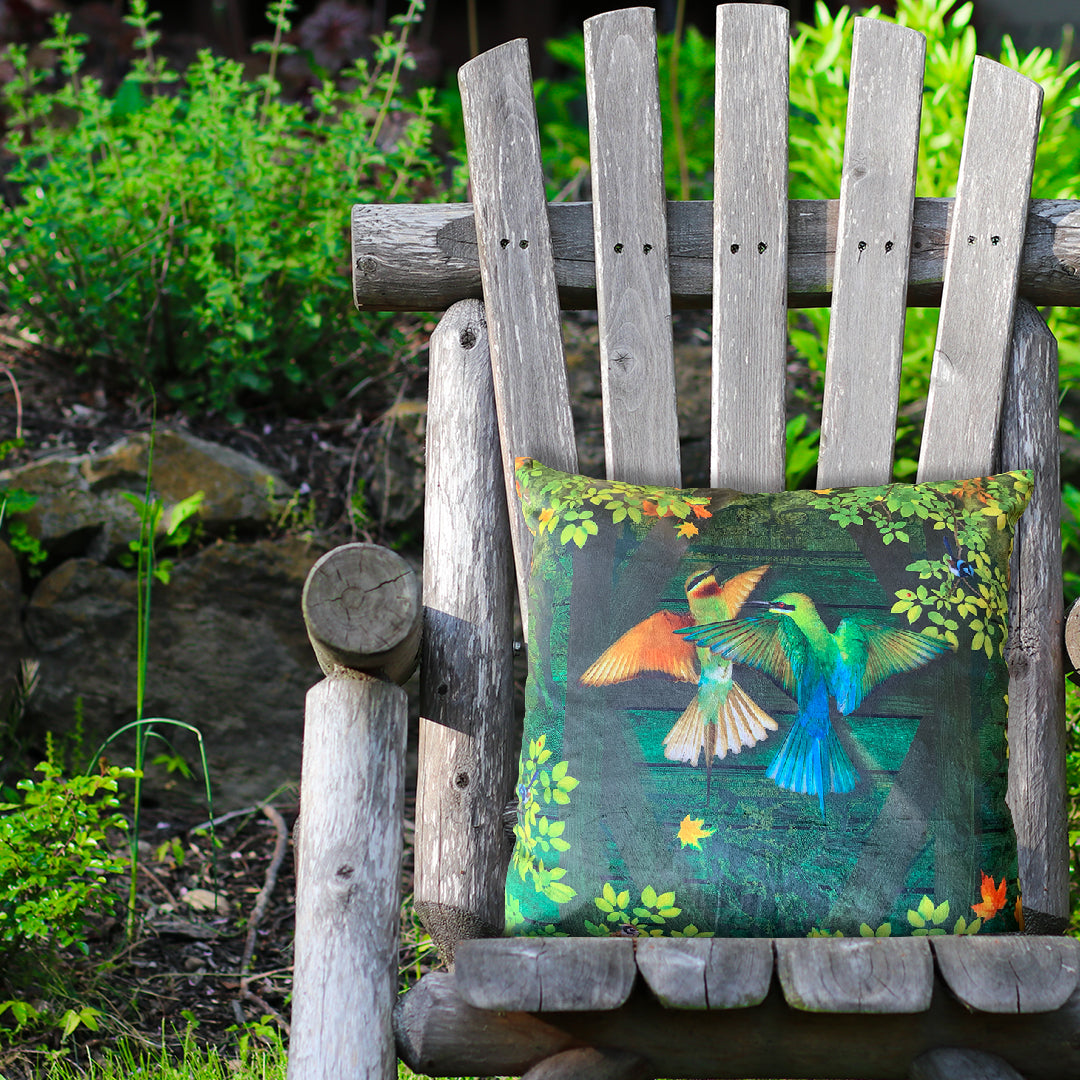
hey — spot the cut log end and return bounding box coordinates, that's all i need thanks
[412,900,501,969]
[302,543,422,684]
[1065,597,1080,673]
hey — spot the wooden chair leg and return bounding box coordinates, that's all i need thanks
[910,1047,1026,1080]
[520,1046,654,1080]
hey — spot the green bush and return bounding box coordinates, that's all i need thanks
[0,0,446,421]
[0,757,133,978]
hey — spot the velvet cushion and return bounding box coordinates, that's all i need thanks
[506,458,1032,939]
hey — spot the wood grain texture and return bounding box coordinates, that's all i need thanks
[455,938,637,1012]
[635,937,772,1009]
[932,936,1080,1013]
[910,1047,1027,1080]
[711,3,789,491]
[394,972,579,1077]
[919,59,1043,482]
[817,18,924,488]
[289,675,406,1080]
[459,40,578,613]
[585,8,680,486]
[352,197,1080,310]
[1001,299,1069,927]
[396,960,1080,1078]
[301,543,421,684]
[776,937,933,1013]
[415,301,517,963]
[521,1047,653,1080]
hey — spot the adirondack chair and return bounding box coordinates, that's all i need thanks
[288,6,1080,1079]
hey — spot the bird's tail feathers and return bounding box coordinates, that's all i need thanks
[766,717,859,801]
[663,684,778,764]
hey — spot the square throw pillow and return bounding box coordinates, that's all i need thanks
[506,458,1033,939]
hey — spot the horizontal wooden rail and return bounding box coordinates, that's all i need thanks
[352,197,1080,312]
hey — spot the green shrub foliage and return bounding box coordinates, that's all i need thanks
[0,1,445,420]
[0,759,133,969]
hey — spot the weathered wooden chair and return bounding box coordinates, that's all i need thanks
[288,6,1080,1079]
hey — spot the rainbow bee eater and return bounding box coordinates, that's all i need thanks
[580,564,778,803]
[678,592,951,822]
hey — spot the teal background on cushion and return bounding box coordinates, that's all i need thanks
[505,463,1031,939]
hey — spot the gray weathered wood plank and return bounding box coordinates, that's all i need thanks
[817,18,924,488]
[455,938,637,1012]
[414,301,517,963]
[458,39,577,611]
[909,1047,1027,1080]
[776,937,934,1013]
[635,937,772,1009]
[1001,299,1069,930]
[932,936,1080,1013]
[710,2,789,491]
[351,197,1080,311]
[397,960,1080,1078]
[585,8,680,486]
[290,675,406,1080]
[918,59,1043,482]
[301,543,421,685]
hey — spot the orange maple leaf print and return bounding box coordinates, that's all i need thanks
[676,521,699,539]
[690,503,712,519]
[971,871,1008,921]
[642,500,659,516]
[676,815,714,850]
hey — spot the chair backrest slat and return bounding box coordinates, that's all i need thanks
[585,8,680,487]
[459,39,578,611]
[817,18,925,489]
[918,58,1043,482]
[711,3,789,492]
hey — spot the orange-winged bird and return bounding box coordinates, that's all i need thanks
[679,592,952,821]
[579,564,778,803]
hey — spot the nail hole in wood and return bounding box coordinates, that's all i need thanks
[914,240,922,249]
[968,235,977,245]
[500,238,510,248]
[614,243,624,253]
[436,683,449,696]
[991,235,1001,245]
[730,243,740,254]
[519,239,529,249]
[885,240,894,253]
[757,241,767,254]
[857,240,867,252]
[643,244,652,254]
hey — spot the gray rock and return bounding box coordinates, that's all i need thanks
[23,537,325,810]
[0,429,289,563]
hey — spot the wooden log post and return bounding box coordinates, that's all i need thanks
[1001,299,1070,931]
[289,544,420,1080]
[415,299,517,963]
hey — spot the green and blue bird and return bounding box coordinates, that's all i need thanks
[678,591,952,821]
[580,564,778,803]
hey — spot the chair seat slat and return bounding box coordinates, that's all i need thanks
[817,18,925,488]
[710,3,789,492]
[918,59,1043,482]
[585,9,680,487]
[458,39,578,611]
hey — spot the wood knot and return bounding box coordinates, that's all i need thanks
[356,255,378,275]
[454,771,470,789]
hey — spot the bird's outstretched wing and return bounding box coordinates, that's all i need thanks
[679,615,807,701]
[579,610,697,685]
[831,618,952,713]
